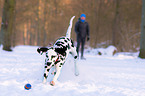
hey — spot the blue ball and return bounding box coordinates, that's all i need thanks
[24,83,32,90]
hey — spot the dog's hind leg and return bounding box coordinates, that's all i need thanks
[70,46,79,76]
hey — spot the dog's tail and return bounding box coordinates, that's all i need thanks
[66,16,75,39]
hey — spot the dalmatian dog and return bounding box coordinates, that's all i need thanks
[37,16,78,86]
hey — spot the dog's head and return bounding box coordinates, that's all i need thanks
[37,47,49,55]
[37,47,58,63]
[37,47,57,57]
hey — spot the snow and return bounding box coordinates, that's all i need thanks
[0,45,145,96]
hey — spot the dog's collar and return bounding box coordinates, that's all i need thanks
[55,53,59,62]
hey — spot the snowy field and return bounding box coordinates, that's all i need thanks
[0,45,145,96]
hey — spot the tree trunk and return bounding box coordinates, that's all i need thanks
[43,0,47,46]
[0,0,4,45]
[94,0,101,47]
[139,0,145,58]
[112,0,120,46]
[37,0,41,46]
[1,0,16,51]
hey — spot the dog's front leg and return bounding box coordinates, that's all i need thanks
[43,62,52,84]
[50,64,62,86]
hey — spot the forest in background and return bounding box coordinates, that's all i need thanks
[0,0,142,52]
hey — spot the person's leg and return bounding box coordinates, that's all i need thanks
[81,38,86,59]
[76,36,81,57]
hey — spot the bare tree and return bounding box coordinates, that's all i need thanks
[139,0,145,58]
[0,0,4,45]
[1,0,16,51]
[112,0,120,47]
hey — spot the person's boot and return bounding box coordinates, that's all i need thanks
[81,56,86,60]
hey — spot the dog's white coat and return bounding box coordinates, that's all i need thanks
[42,16,77,85]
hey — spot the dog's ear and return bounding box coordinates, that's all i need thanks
[37,48,40,53]
[37,47,49,55]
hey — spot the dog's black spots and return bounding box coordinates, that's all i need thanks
[54,72,56,75]
[67,38,70,41]
[54,60,60,65]
[59,37,65,40]
[61,42,64,44]
[55,47,67,56]
[56,41,64,44]
[47,69,50,72]
[44,73,47,79]
[64,40,67,43]
[47,62,52,66]
[60,57,64,61]
[60,63,63,65]
[65,45,68,49]
[55,42,64,46]
[45,66,47,68]
[49,47,54,50]
[58,51,67,57]
[63,52,66,56]
[71,44,74,47]
[59,66,61,67]
[67,44,70,49]
[52,65,54,67]
[74,56,77,59]
[70,52,72,54]
[46,52,48,57]
[51,55,56,60]
[71,40,74,47]
[37,47,48,54]
[55,43,61,46]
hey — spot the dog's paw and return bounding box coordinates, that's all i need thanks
[50,81,55,86]
[43,79,47,84]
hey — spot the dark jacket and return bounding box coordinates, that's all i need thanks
[75,19,89,39]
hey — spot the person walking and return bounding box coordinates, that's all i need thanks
[75,14,90,60]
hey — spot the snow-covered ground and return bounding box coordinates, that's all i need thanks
[0,45,145,96]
